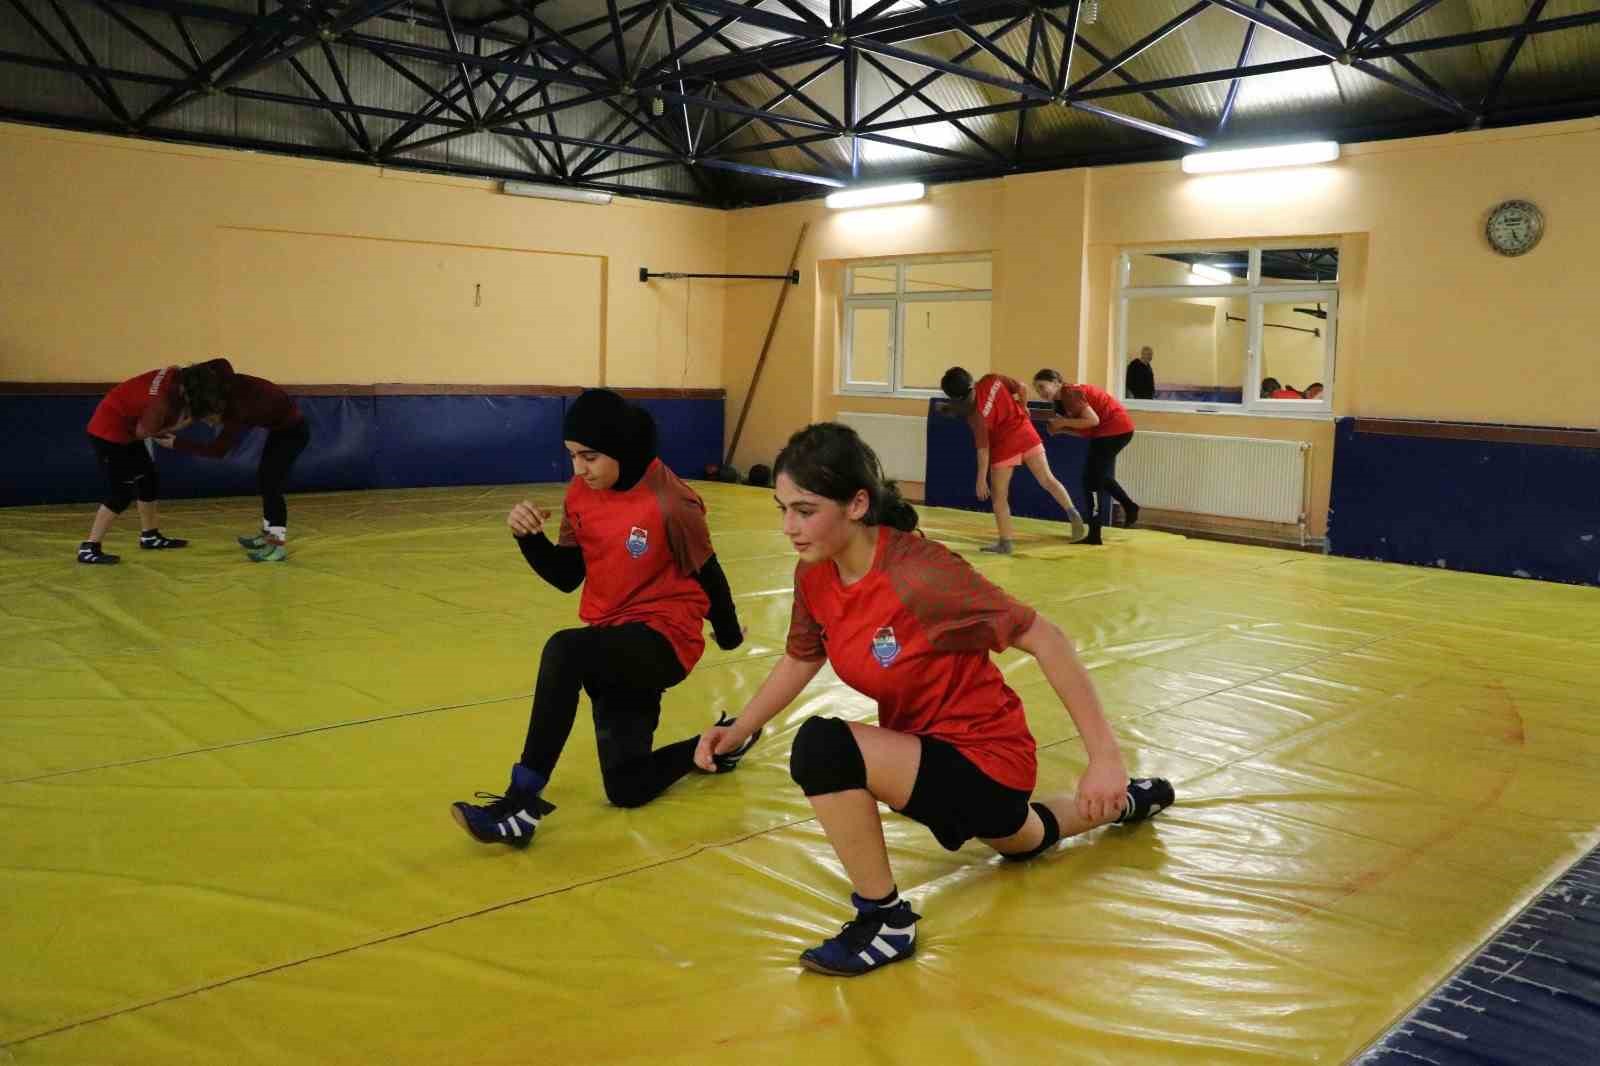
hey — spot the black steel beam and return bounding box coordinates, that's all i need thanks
[1218,0,1264,132]
[1362,10,1600,59]
[1357,0,1447,48]
[1068,2,1208,95]
[0,103,707,200]
[1481,0,1550,113]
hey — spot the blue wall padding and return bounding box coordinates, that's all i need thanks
[633,397,725,479]
[1154,387,1243,404]
[4,395,103,506]
[156,396,378,500]
[2,392,723,507]
[924,399,1092,523]
[374,395,565,489]
[1328,418,1600,586]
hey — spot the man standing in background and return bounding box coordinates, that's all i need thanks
[1126,346,1155,400]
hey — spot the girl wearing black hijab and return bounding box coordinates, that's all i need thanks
[452,389,752,848]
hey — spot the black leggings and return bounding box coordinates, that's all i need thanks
[89,435,158,513]
[259,421,310,527]
[1083,432,1136,533]
[520,622,699,808]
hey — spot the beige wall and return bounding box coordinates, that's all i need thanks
[1086,120,1600,428]
[725,118,1600,538]
[723,182,1014,469]
[1258,301,1326,392]
[1131,298,1223,386]
[10,115,1599,535]
[0,123,728,387]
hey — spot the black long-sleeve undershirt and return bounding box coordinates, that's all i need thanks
[694,554,742,650]
[514,533,742,648]
[516,532,585,592]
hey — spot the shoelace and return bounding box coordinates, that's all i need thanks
[471,790,519,818]
[834,911,893,952]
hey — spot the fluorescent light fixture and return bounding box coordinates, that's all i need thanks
[824,182,926,210]
[501,180,612,205]
[1181,140,1339,175]
[1190,263,1236,284]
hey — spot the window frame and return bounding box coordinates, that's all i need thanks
[1116,243,1340,419]
[841,256,993,398]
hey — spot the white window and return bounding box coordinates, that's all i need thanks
[1117,245,1338,416]
[842,256,992,397]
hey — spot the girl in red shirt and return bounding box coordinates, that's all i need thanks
[77,365,192,564]
[155,358,311,563]
[1032,369,1140,546]
[696,422,1173,977]
[939,366,1087,554]
[452,389,753,848]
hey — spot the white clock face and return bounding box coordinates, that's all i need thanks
[1487,200,1543,256]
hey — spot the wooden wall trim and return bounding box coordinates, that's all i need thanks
[1351,418,1600,450]
[0,382,724,400]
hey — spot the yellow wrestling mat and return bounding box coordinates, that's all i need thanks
[3,483,1599,1065]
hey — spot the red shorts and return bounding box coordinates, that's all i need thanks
[992,444,1044,470]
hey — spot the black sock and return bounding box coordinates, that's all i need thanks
[858,886,899,910]
[140,529,159,539]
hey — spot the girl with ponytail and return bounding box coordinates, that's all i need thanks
[696,422,1172,978]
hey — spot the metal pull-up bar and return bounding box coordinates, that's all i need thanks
[1226,313,1320,337]
[639,267,800,284]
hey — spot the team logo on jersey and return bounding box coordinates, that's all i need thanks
[870,626,901,667]
[625,526,649,558]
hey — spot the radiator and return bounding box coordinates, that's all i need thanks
[1118,432,1310,525]
[837,412,927,484]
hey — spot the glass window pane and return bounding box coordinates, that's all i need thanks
[1125,296,1243,404]
[1258,300,1328,400]
[1127,250,1248,288]
[1260,247,1339,285]
[901,300,991,390]
[904,259,991,294]
[847,305,893,386]
[849,265,897,295]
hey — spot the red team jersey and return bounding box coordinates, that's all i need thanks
[964,373,1042,464]
[558,458,716,673]
[87,367,182,443]
[1057,383,1136,438]
[171,359,304,458]
[786,526,1041,790]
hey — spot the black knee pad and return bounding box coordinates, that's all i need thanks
[789,716,867,797]
[103,491,133,515]
[135,468,159,503]
[1002,802,1062,863]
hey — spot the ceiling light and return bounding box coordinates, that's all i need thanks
[1181,140,1339,175]
[502,181,613,205]
[1190,263,1236,284]
[824,182,926,209]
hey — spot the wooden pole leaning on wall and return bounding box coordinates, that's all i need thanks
[725,222,808,470]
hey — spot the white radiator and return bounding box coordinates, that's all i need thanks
[1118,432,1310,525]
[837,412,927,484]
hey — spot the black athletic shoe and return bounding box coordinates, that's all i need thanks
[1122,503,1141,529]
[451,764,556,848]
[1115,777,1174,825]
[139,530,188,550]
[799,897,921,977]
[77,541,120,565]
[711,712,761,773]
